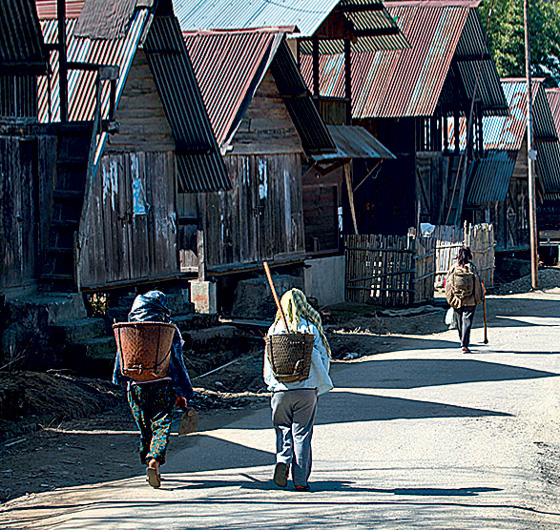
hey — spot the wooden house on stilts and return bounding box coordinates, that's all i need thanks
[301,0,509,235]
[34,0,229,292]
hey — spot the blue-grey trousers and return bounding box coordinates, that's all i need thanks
[454,305,476,348]
[271,389,318,487]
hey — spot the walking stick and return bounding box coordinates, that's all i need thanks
[482,280,488,344]
[263,261,290,332]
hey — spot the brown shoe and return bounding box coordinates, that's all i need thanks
[462,346,471,353]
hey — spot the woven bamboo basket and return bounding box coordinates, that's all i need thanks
[265,333,314,383]
[113,322,176,382]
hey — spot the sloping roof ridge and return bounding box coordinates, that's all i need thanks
[182,26,296,36]
[384,0,480,8]
[501,77,546,84]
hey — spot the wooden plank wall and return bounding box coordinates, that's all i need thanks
[105,50,175,154]
[414,235,436,303]
[79,151,178,288]
[202,153,305,269]
[0,135,56,290]
[302,164,343,253]
[230,71,303,156]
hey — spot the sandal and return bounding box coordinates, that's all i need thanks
[146,467,161,488]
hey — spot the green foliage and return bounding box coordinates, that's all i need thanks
[480,0,560,87]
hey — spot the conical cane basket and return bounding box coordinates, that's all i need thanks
[265,332,314,383]
[113,322,176,382]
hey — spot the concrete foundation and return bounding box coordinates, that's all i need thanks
[304,255,346,306]
[190,280,218,314]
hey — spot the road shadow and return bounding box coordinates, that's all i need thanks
[337,358,559,389]
[314,392,509,426]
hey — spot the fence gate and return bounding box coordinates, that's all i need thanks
[345,234,435,307]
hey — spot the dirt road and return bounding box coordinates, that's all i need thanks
[1,288,560,529]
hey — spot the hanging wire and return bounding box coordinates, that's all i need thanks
[444,0,498,225]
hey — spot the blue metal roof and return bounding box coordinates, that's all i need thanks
[173,0,408,51]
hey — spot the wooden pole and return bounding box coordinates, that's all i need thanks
[524,0,539,289]
[263,261,290,332]
[57,0,68,123]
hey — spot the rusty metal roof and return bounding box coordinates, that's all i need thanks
[173,0,408,52]
[301,1,506,118]
[0,0,47,73]
[482,79,557,150]
[313,125,395,160]
[36,0,85,19]
[546,88,560,140]
[183,28,335,155]
[38,4,229,192]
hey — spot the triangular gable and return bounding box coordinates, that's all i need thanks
[37,1,229,192]
[183,29,335,155]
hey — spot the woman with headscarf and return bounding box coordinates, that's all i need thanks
[264,288,333,491]
[445,247,484,353]
[113,290,194,488]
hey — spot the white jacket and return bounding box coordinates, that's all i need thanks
[264,319,333,396]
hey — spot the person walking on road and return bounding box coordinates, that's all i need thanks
[445,247,485,353]
[113,291,194,488]
[264,288,333,491]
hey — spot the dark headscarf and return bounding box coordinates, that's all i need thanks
[128,291,171,323]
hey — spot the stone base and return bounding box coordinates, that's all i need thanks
[189,280,218,314]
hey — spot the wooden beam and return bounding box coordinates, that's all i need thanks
[313,35,320,97]
[453,53,492,62]
[344,38,352,125]
[344,164,359,235]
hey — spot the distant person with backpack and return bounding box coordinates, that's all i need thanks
[445,247,485,353]
[264,288,333,491]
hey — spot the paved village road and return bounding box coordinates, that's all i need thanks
[2,291,560,529]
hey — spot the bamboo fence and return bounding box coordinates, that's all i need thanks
[344,233,435,307]
[434,223,495,288]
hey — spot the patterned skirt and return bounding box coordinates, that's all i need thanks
[127,379,175,465]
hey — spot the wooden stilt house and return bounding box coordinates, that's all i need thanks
[462,79,560,252]
[34,0,229,291]
[300,0,509,235]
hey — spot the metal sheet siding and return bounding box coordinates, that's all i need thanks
[144,16,230,192]
[466,150,516,205]
[0,0,47,71]
[546,88,560,134]
[173,0,407,51]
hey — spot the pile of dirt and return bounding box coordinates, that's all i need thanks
[492,267,560,295]
[0,371,121,442]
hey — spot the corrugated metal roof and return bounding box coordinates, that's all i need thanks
[546,88,560,139]
[36,0,85,19]
[144,16,230,192]
[301,2,506,118]
[0,0,47,73]
[183,29,335,155]
[173,0,408,52]
[313,124,395,160]
[466,150,516,205]
[38,5,230,192]
[479,79,558,149]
